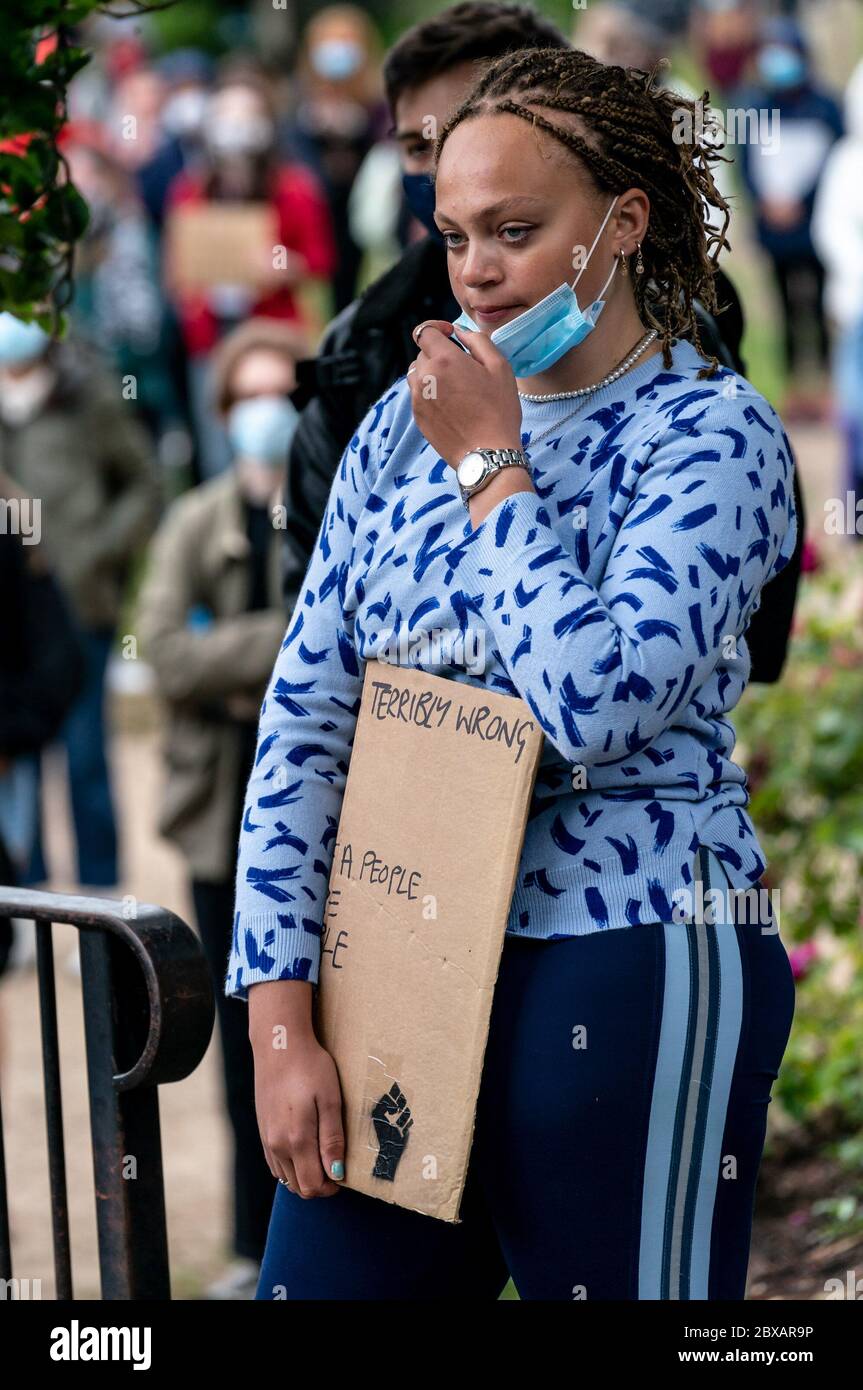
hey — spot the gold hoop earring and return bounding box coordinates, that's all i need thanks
[635,242,645,275]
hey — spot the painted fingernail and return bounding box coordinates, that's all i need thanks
[331,1160,344,1180]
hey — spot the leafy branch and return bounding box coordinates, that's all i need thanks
[0,1,175,331]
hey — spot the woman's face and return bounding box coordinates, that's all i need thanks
[206,85,274,161]
[227,348,296,409]
[306,10,371,84]
[434,112,626,332]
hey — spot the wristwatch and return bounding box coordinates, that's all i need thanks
[455,447,531,507]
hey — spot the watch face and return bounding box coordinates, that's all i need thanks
[457,451,486,487]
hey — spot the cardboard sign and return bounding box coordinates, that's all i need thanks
[164,202,280,292]
[315,661,544,1222]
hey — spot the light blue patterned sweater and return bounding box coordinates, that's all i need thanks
[225,337,797,1000]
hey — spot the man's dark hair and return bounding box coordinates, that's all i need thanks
[383,2,569,113]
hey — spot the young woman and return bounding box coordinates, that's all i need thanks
[225,48,798,1301]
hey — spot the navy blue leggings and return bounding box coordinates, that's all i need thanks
[255,856,796,1301]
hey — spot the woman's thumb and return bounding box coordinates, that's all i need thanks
[318,1096,346,1181]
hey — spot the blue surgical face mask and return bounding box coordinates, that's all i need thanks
[0,312,51,368]
[310,38,364,82]
[757,44,807,90]
[451,195,620,378]
[228,394,299,464]
[402,171,444,241]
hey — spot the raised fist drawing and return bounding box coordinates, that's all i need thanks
[371,1081,413,1181]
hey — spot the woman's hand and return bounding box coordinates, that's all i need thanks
[249,980,345,1198]
[407,321,523,468]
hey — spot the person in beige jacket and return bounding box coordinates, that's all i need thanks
[136,317,307,1299]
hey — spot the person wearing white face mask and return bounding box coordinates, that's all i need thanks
[288,5,390,313]
[164,73,336,480]
[227,393,301,507]
[136,317,306,1299]
[0,318,56,426]
[136,48,215,230]
[0,312,160,897]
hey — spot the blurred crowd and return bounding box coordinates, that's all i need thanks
[1,0,862,1298]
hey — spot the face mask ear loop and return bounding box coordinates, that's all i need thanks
[594,252,620,304]
[570,194,619,293]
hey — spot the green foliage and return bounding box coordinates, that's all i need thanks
[0,1,173,329]
[735,554,863,1143]
[778,948,863,1135]
[148,0,241,55]
[736,558,863,938]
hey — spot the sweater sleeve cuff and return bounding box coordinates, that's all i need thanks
[224,911,322,1001]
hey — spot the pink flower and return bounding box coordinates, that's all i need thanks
[800,538,821,574]
[832,644,859,668]
[788,941,818,980]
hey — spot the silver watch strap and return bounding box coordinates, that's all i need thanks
[459,448,529,505]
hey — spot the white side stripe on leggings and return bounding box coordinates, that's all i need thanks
[637,846,744,1299]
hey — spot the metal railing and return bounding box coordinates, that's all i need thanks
[0,888,214,1300]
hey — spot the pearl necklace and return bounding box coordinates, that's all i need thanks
[518,329,659,402]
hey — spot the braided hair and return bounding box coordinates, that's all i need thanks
[434,46,733,378]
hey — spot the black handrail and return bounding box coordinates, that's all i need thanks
[0,888,215,1300]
